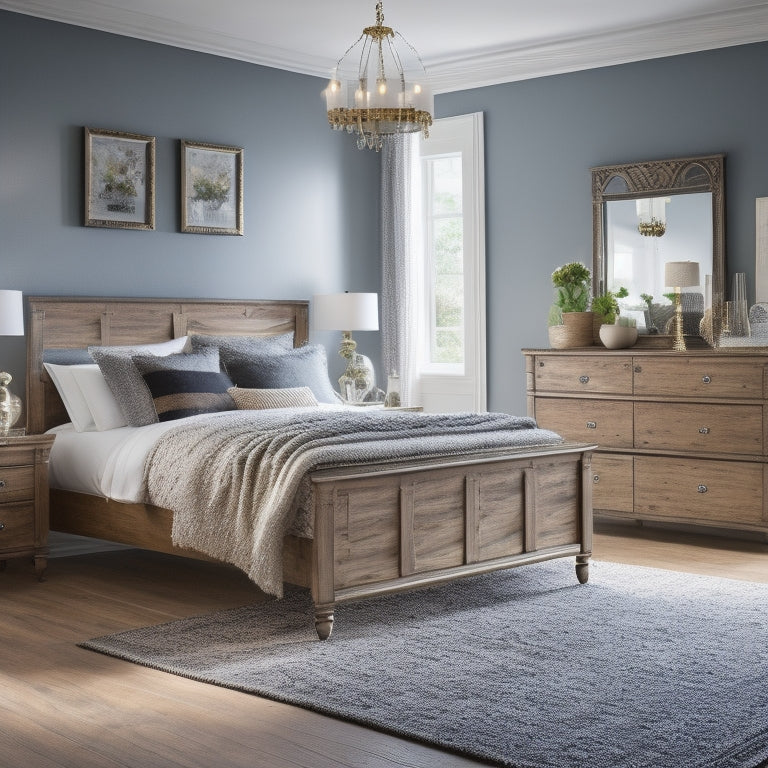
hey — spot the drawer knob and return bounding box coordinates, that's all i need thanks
[0,480,4,489]
[593,474,600,484]
[698,427,710,435]
[697,484,708,494]
[586,421,597,429]
[702,375,711,384]
[634,365,642,373]
[0,522,4,531]
[579,375,590,384]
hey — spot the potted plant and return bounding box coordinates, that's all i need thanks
[548,262,593,348]
[591,286,628,343]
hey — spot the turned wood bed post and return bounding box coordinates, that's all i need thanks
[311,483,336,640]
[576,450,594,584]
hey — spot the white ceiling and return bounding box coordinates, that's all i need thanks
[3,0,768,92]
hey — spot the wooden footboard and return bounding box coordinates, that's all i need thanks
[308,444,593,639]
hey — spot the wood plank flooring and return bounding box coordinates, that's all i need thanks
[0,523,766,768]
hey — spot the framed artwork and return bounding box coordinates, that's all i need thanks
[84,127,155,230]
[181,140,243,235]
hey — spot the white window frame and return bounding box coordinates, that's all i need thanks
[411,112,486,413]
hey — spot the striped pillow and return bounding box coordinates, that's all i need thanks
[227,386,318,410]
[141,369,236,422]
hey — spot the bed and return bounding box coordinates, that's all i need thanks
[27,296,594,639]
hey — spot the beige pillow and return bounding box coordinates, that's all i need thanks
[227,386,319,410]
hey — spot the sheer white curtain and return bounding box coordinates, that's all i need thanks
[380,134,420,406]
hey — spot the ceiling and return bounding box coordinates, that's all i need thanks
[3,0,768,92]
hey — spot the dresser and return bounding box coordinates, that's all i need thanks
[523,348,768,537]
[0,433,55,578]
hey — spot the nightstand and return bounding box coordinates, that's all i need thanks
[0,433,55,580]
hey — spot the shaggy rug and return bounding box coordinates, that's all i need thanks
[80,560,768,768]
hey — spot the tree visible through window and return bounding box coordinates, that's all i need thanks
[426,155,464,367]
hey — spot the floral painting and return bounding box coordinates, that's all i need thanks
[181,140,243,235]
[84,128,155,229]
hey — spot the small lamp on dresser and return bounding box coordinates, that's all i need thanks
[0,289,24,435]
[664,262,700,352]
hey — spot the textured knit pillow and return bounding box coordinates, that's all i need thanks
[224,345,338,404]
[227,386,318,410]
[189,332,294,368]
[89,337,189,427]
[141,369,236,422]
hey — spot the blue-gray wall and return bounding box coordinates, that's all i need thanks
[0,10,381,398]
[3,9,768,416]
[437,42,768,414]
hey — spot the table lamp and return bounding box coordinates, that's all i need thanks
[664,262,700,352]
[313,292,379,403]
[0,289,24,434]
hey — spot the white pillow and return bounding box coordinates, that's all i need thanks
[70,365,128,431]
[44,363,96,432]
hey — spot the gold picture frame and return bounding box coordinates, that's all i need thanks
[84,127,155,230]
[181,140,243,235]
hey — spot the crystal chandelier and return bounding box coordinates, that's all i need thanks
[636,197,667,237]
[325,2,433,151]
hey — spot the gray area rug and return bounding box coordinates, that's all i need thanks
[80,560,768,768]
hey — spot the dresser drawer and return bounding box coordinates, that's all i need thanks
[0,502,35,549]
[533,355,633,395]
[590,454,633,513]
[634,402,763,455]
[635,456,765,526]
[534,398,633,448]
[0,464,35,503]
[633,357,764,399]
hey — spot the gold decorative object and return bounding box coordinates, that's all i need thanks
[324,2,433,151]
[665,261,700,352]
[636,197,668,237]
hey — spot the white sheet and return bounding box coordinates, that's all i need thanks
[48,405,349,503]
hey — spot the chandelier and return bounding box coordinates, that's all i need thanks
[325,2,433,151]
[636,197,667,237]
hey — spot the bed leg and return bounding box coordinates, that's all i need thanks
[314,608,334,640]
[575,555,590,584]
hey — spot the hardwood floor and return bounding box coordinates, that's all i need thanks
[0,524,766,768]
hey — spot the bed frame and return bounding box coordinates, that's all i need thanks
[27,296,594,639]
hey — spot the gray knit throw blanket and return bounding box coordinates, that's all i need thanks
[143,409,562,597]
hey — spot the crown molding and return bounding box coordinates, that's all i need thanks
[1,1,768,93]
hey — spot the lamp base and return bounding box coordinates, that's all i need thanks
[338,352,375,403]
[671,293,687,352]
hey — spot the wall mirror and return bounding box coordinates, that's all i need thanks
[592,154,725,340]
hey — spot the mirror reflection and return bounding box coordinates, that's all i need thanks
[604,192,713,333]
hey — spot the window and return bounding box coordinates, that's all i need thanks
[411,112,485,412]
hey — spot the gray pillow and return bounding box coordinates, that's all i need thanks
[225,345,339,404]
[89,337,190,427]
[189,332,294,368]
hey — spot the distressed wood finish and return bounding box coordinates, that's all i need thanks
[524,347,768,538]
[25,296,594,639]
[0,433,55,579]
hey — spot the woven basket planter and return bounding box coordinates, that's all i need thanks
[548,311,594,349]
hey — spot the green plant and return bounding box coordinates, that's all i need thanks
[551,262,591,314]
[547,304,563,327]
[591,286,629,324]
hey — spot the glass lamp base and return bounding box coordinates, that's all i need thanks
[338,352,375,403]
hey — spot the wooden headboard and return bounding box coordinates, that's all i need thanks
[26,296,309,434]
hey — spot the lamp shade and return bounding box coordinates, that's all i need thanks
[313,293,379,332]
[664,261,700,289]
[0,290,23,336]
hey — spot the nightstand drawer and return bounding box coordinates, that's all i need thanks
[635,456,764,526]
[0,502,35,549]
[0,465,35,502]
[534,398,633,448]
[634,402,763,455]
[534,355,633,395]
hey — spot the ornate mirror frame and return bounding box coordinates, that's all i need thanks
[591,154,725,339]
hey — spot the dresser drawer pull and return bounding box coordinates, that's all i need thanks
[697,484,708,494]
[702,375,711,384]
[698,427,710,434]
[0,522,5,531]
[579,375,590,384]
[593,474,600,484]
[586,421,597,429]
[0,480,5,489]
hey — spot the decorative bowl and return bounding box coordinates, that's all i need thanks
[599,324,638,349]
